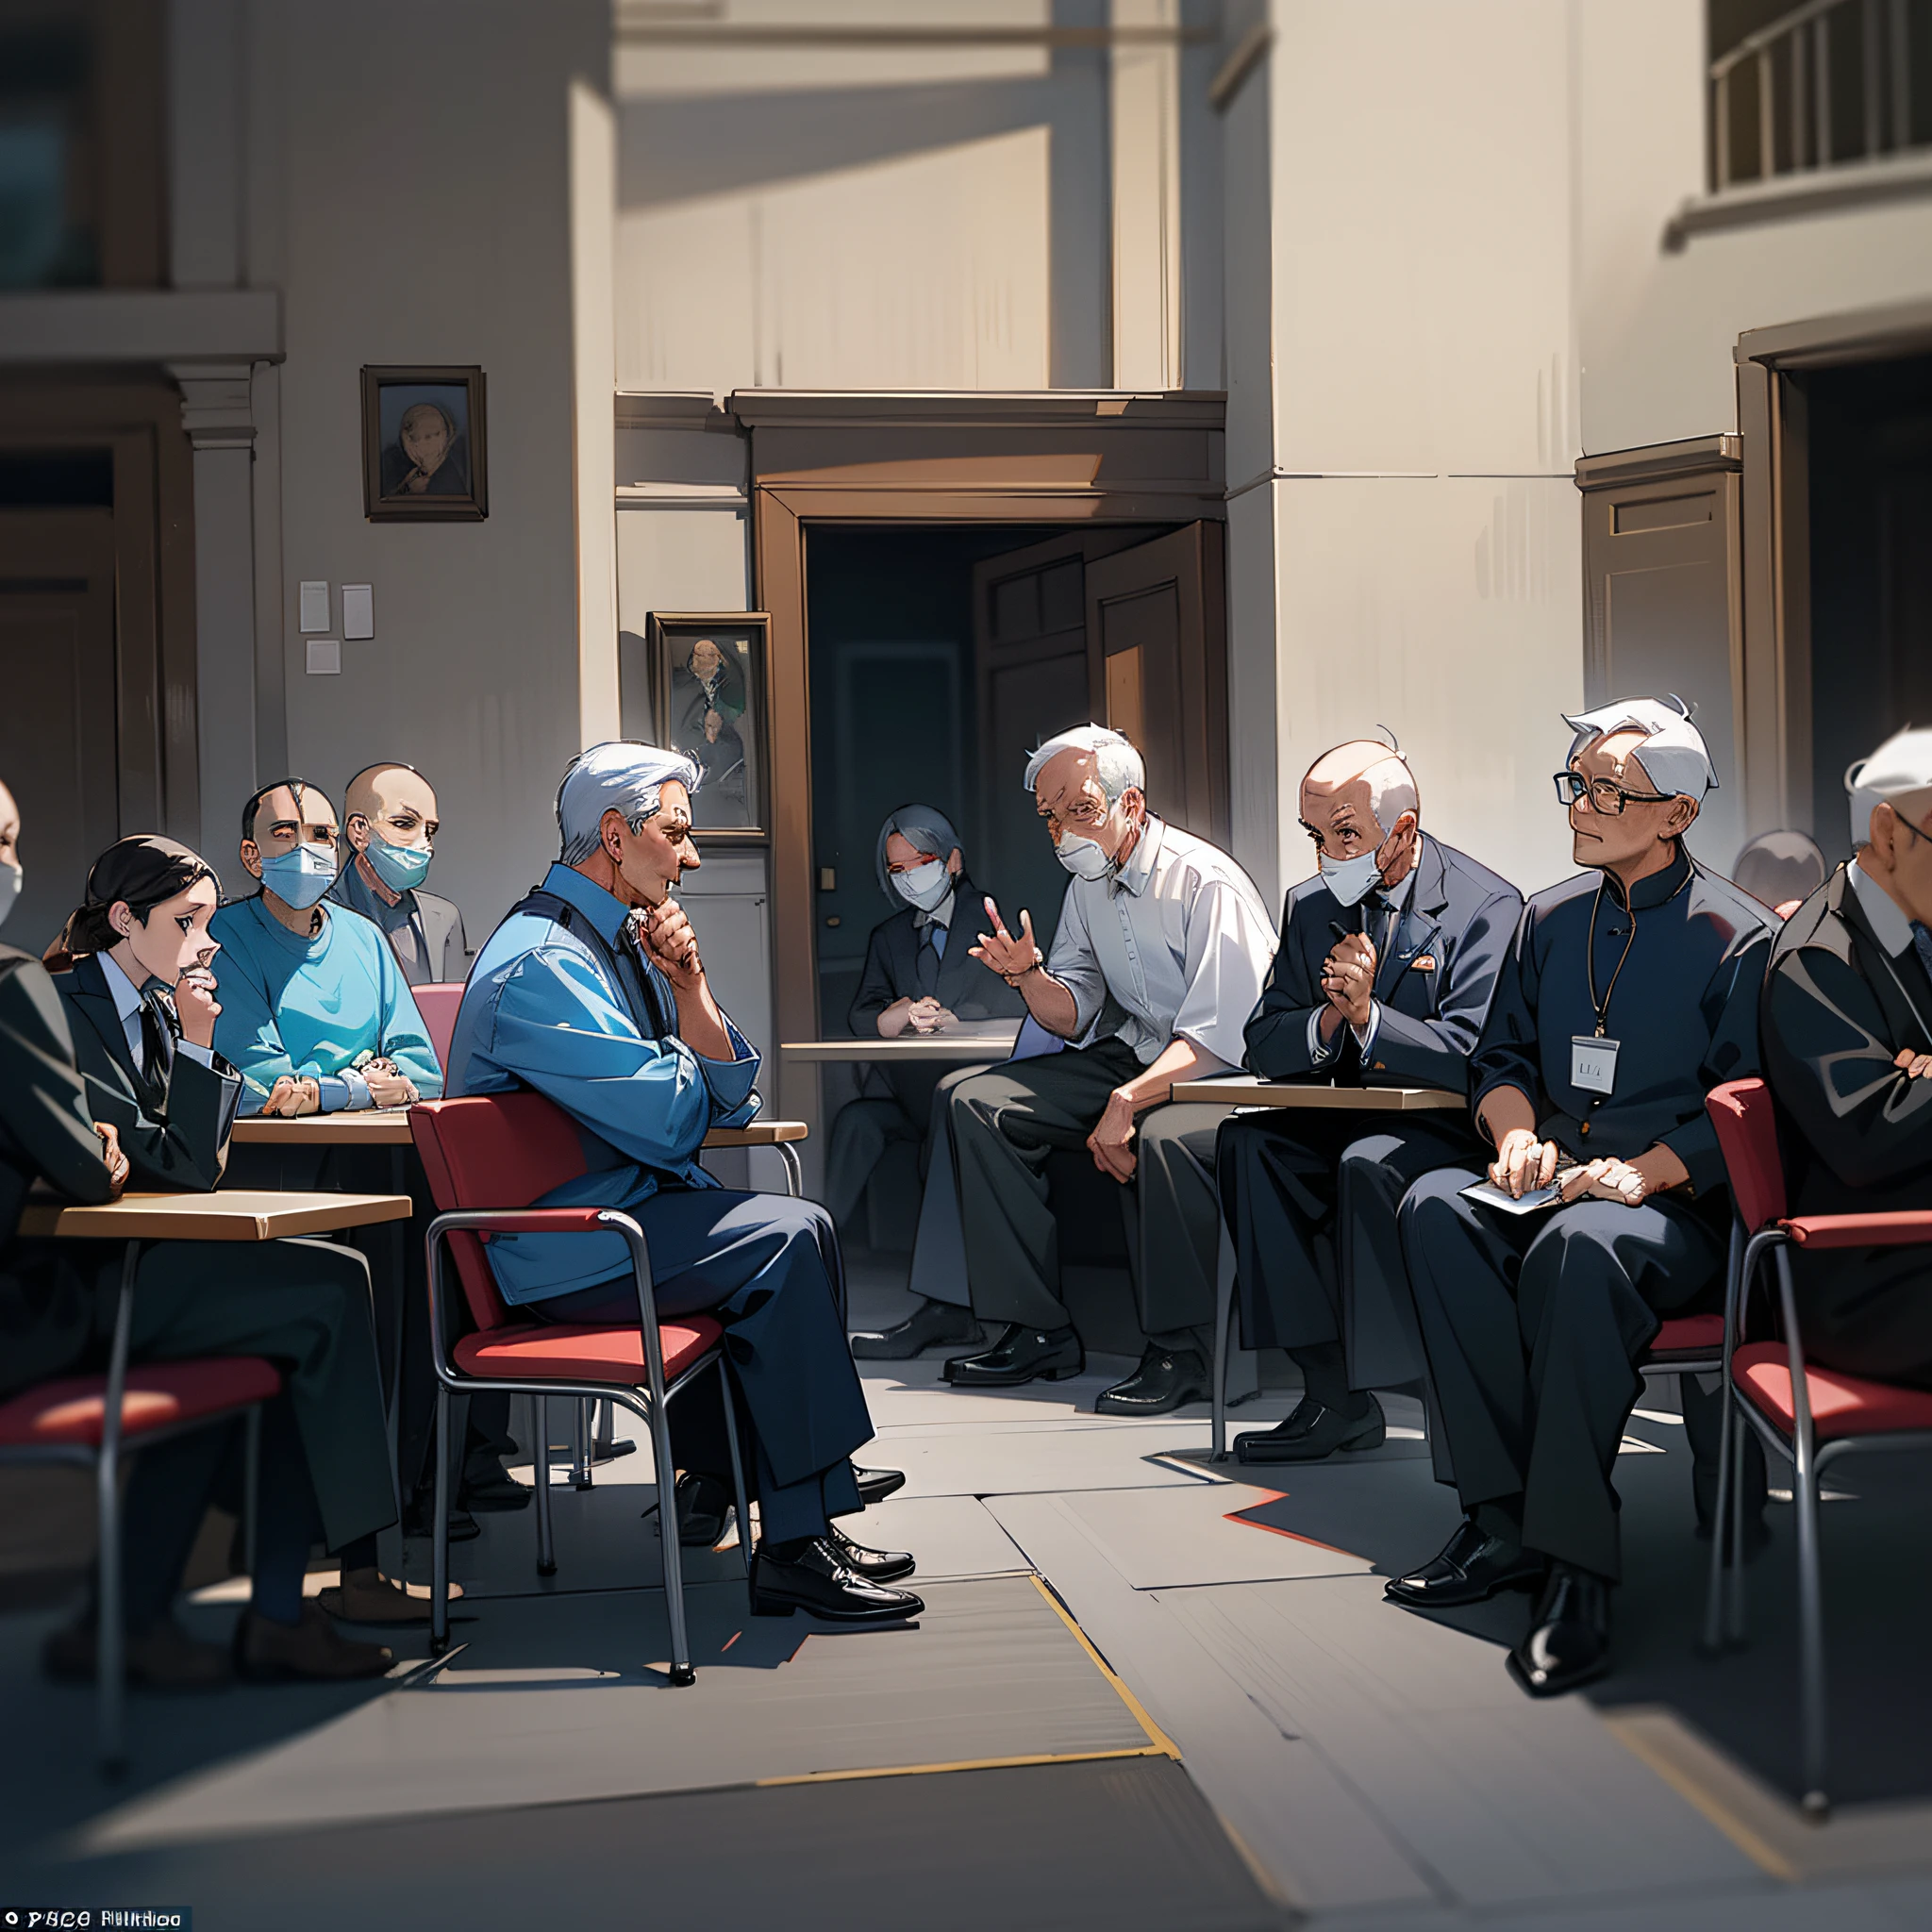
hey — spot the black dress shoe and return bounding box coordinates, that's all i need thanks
[943,1323,1083,1389]
[855,1467,905,1507]
[749,1538,924,1624]
[829,1525,916,1583]
[850,1297,982,1360]
[1385,1517,1545,1607]
[670,1472,733,1548]
[1236,1392,1385,1463]
[402,1496,481,1543]
[460,1461,533,1512]
[1093,1345,1208,1417]
[1507,1563,1612,1697]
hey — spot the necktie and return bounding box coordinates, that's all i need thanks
[1912,923,1932,997]
[916,923,943,999]
[139,988,178,1091]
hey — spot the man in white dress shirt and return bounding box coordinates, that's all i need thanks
[945,725,1276,1409]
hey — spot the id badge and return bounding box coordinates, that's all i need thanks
[1571,1034,1619,1096]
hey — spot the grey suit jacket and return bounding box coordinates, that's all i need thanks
[328,859,470,986]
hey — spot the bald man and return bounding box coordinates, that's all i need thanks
[328,762,469,985]
[1211,741,1520,1463]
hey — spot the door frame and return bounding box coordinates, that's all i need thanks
[1736,298,1932,837]
[738,389,1226,1109]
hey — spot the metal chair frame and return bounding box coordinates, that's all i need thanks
[423,1208,751,1685]
[0,1237,273,1771]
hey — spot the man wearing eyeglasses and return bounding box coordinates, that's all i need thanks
[1216,741,1521,1465]
[1386,697,1773,1699]
[943,725,1277,1407]
[1760,726,1932,1391]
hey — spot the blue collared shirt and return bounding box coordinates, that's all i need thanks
[446,863,761,1303]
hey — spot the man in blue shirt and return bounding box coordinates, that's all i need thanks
[449,741,920,1624]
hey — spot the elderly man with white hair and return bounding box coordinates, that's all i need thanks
[945,724,1277,1410]
[1217,739,1521,1465]
[1760,724,1932,1391]
[446,742,921,1624]
[1388,697,1774,1700]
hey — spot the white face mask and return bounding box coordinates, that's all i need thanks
[0,861,19,929]
[1054,834,1117,882]
[892,859,952,912]
[1319,848,1385,908]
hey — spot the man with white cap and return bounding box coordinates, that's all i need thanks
[1387,697,1774,1698]
[946,724,1276,1407]
[1760,725,1932,1389]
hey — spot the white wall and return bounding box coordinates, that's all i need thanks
[1575,0,1932,453]
[1262,0,1584,896]
[256,0,610,938]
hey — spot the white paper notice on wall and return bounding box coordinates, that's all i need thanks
[299,581,330,633]
[341,584,374,640]
[306,638,341,676]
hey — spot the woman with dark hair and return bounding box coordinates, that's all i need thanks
[35,832,439,1686]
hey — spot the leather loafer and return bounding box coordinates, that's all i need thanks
[829,1525,916,1583]
[1507,1563,1612,1697]
[1236,1392,1385,1463]
[235,1602,393,1681]
[44,1616,232,1690]
[749,1538,924,1624]
[1385,1517,1546,1608]
[850,1297,982,1359]
[943,1323,1083,1389]
[1094,1345,1208,1417]
[855,1466,906,1507]
[460,1464,533,1512]
[669,1471,733,1548]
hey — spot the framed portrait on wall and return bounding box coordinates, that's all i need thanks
[645,612,770,841]
[360,365,488,521]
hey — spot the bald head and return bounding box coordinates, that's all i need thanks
[1298,741,1421,891]
[343,763,440,874]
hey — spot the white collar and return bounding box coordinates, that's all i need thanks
[99,949,148,1022]
[1848,859,1916,958]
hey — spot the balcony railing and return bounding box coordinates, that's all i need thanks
[1711,0,1925,191]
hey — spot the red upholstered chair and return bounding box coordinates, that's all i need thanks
[412,981,465,1074]
[0,1247,280,1770]
[408,1092,752,1684]
[1702,1077,1932,1815]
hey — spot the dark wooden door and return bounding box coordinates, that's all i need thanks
[0,508,121,955]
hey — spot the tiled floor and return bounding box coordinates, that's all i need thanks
[5,1248,1932,1929]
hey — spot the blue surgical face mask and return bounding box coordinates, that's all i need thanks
[0,861,18,929]
[260,841,338,909]
[364,834,433,894]
[892,859,951,912]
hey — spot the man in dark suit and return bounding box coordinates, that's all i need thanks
[1761,727,1932,1386]
[1210,741,1521,1460]
[842,805,1024,1360]
[330,761,469,986]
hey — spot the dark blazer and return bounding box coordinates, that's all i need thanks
[0,945,117,1397]
[1243,837,1522,1093]
[327,861,469,986]
[1761,866,1932,1357]
[1473,846,1772,1202]
[847,874,1026,1036]
[51,954,242,1193]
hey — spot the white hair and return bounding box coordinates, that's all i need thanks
[1562,693,1717,800]
[1023,724,1145,803]
[556,741,701,864]
[1846,725,1932,848]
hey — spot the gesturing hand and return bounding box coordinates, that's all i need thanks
[1087,1087,1139,1184]
[93,1121,129,1195]
[1490,1125,1557,1199]
[1319,933,1377,1030]
[639,897,705,992]
[970,896,1041,986]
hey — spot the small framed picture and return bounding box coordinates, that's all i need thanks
[644,612,770,841]
[361,365,488,522]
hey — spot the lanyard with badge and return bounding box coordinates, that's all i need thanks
[1571,867,1691,1095]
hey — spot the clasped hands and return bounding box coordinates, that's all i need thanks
[259,1057,418,1116]
[637,896,706,992]
[1489,1126,1655,1209]
[881,995,956,1037]
[1894,1045,1932,1080]
[1319,930,1376,1033]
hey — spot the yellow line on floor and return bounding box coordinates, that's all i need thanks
[1601,1712,1796,1882]
[757,1745,1170,1789]
[1027,1573,1183,1759]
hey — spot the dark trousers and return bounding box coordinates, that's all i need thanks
[1399,1169,1724,1582]
[948,1038,1226,1342]
[533,1188,870,1544]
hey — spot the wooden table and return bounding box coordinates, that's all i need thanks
[781,1024,1022,1064]
[1172,1074,1463,1111]
[231,1111,415,1145]
[19,1187,413,1240]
